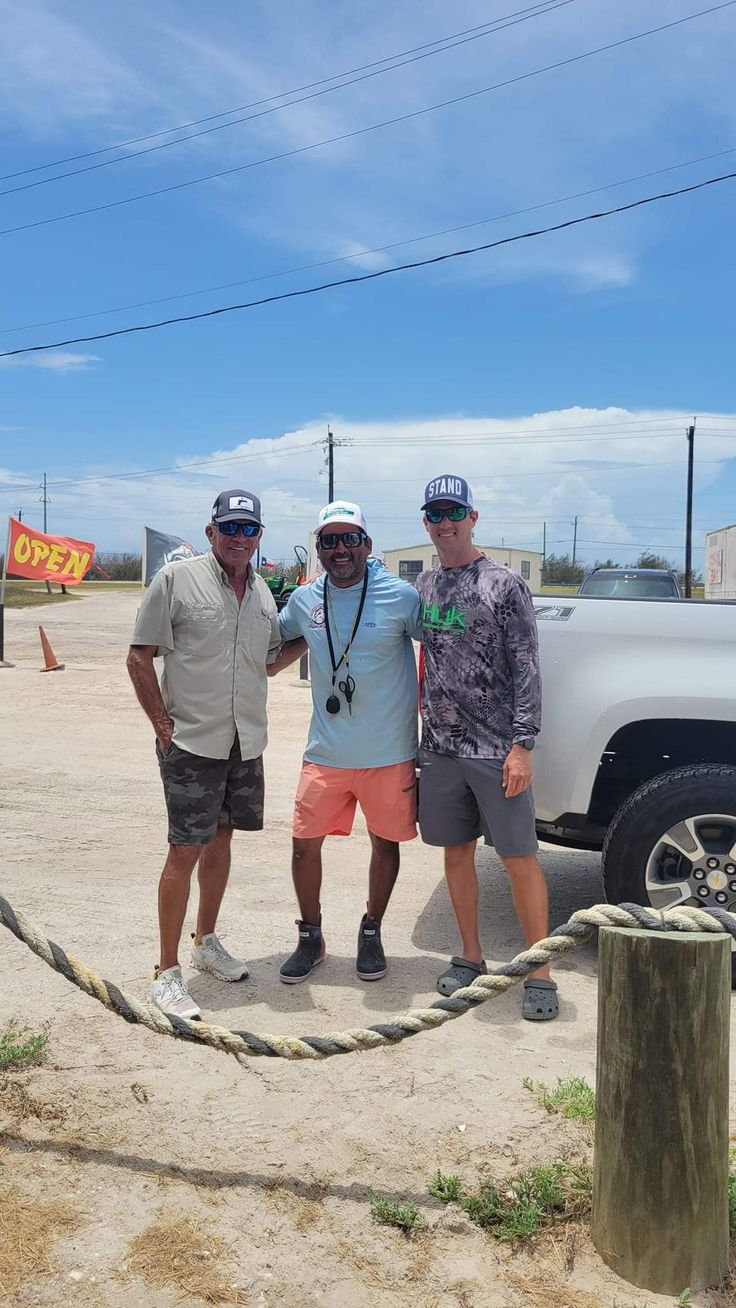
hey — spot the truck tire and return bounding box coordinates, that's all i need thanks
[602,764,736,986]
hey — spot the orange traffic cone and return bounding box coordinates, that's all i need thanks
[38,626,65,673]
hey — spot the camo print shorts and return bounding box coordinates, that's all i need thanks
[155,733,264,846]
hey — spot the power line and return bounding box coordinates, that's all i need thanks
[576,537,706,550]
[0,438,323,493]
[2,167,735,360]
[0,417,723,495]
[323,415,706,432]
[349,429,689,447]
[0,3,573,199]
[1,447,731,499]
[227,455,730,488]
[0,3,565,183]
[0,432,693,495]
[6,144,734,337]
[2,3,732,241]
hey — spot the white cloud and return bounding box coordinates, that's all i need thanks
[569,255,636,290]
[0,351,101,374]
[0,5,165,137]
[3,407,734,570]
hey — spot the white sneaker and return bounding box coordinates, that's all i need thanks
[149,965,202,1021]
[190,932,249,982]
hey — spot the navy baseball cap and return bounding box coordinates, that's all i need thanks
[421,475,474,511]
[211,489,262,525]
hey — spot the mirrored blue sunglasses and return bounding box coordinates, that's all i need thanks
[216,521,261,537]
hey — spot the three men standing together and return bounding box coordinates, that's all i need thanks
[127,477,556,1024]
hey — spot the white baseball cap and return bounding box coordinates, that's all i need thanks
[316,501,368,534]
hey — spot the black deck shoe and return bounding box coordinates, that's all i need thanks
[279,920,326,984]
[356,914,387,981]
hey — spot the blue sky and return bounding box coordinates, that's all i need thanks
[1,0,735,569]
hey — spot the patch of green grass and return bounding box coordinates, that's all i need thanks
[523,1075,596,1120]
[428,1171,463,1203]
[0,1019,49,1070]
[461,1162,592,1242]
[3,588,79,609]
[368,1191,426,1235]
[372,1144,735,1253]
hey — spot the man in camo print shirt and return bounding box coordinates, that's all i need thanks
[415,474,558,1021]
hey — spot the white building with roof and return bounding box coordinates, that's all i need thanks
[382,543,542,590]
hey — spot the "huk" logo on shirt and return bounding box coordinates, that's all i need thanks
[421,602,466,633]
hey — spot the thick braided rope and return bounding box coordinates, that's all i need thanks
[1,895,734,1064]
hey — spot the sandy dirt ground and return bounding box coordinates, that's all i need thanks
[0,592,734,1307]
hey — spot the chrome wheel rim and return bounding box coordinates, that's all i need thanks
[644,813,736,911]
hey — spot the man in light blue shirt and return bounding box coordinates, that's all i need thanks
[269,500,420,984]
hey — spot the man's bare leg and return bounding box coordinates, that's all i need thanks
[292,836,325,924]
[500,852,552,982]
[158,843,203,970]
[194,827,233,944]
[366,833,400,921]
[444,840,482,964]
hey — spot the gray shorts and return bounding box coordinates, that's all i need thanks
[418,749,539,857]
[156,734,264,846]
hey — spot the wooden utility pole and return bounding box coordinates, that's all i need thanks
[572,514,578,566]
[592,925,730,1294]
[327,425,335,500]
[684,418,696,598]
[40,473,49,532]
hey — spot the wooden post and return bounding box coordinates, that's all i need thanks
[592,926,730,1295]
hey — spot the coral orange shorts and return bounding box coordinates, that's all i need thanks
[293,760,418,842]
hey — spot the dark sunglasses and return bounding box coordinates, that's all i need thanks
[216,520,261,537]
[425,505,469,524]
[318,530,365,550]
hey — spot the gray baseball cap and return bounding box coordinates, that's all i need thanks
[421,475,474,510]
[211,490,262,525]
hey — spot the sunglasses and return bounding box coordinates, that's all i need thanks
[216,521,261,537]
[318,530,365,550]
[425,505,469,524]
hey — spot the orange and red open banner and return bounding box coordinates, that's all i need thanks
[5,517,95,585]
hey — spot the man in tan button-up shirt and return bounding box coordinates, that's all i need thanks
[127,489,280,1021]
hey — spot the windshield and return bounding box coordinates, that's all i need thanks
[580,573,679,598]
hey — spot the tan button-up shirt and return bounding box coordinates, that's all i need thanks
[132,550,281,760]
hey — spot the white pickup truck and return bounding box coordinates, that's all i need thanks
[532,596,736,921]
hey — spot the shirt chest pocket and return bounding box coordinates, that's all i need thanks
[181,603,227,657]
[248,609,272,664]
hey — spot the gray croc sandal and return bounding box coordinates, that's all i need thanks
[437,956,487,997]
[522,977,559,1021]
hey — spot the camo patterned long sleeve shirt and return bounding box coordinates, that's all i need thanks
[416,555,541,760]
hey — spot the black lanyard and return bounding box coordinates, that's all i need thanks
[323,569,369,713]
